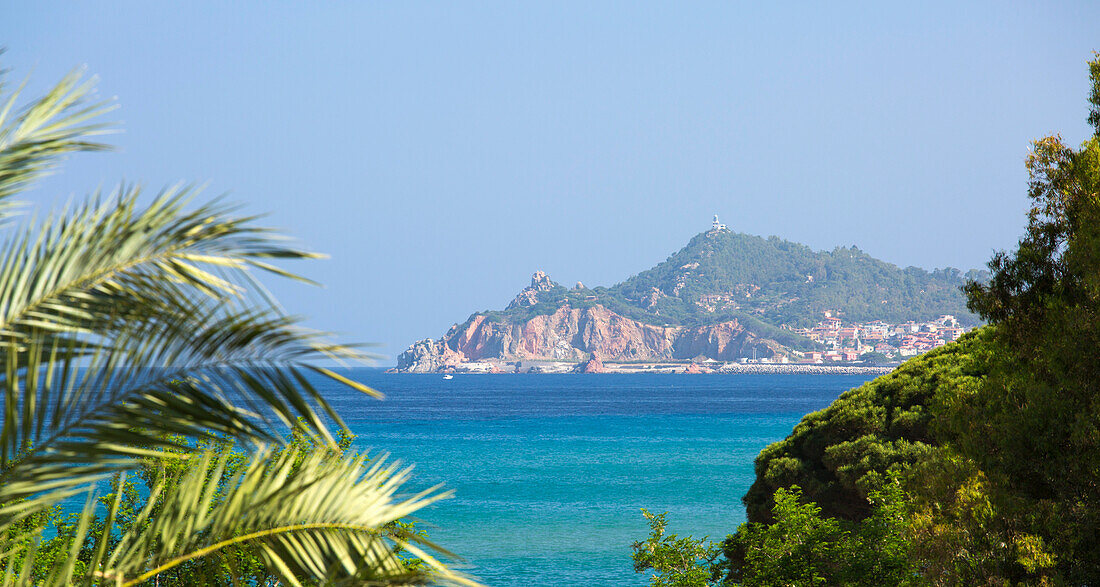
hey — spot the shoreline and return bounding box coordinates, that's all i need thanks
[388,362,898,375]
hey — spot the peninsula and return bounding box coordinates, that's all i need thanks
[395,217,982,373]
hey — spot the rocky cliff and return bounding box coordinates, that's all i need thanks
[396,273,782,372]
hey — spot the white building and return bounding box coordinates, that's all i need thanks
[712,214,727,231]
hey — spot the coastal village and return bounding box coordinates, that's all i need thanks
[780,311,968,364]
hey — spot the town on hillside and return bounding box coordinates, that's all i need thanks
[779,311,969,364]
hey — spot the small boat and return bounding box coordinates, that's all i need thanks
[443,374,454,380]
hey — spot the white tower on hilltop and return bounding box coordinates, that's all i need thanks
[712,214,726,231]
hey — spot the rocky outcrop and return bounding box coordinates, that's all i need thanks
[396,274,786,372]
[395,338,465,373]
[682,362,711,374]
[505,270,557,310]
[572,353,606,373]
[642,287,664,311]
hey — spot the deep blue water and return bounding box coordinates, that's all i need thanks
[322,371,875,586]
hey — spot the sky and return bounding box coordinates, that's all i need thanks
[4,2,1099,362]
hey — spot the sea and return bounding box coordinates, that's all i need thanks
[324,370,876,586]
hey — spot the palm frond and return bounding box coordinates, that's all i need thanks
[78,448,478,586]
[0,304,379,525]
[0,64,459,586]
[0,183,322,342]
[0,67,116,214]
[0,187,379,527]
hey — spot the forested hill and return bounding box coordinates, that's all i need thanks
[491,229,985,329]
[599,229,984,327]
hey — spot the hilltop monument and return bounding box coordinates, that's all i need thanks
[712,214,727,231]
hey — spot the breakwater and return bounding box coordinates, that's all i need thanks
[715,364,896,375]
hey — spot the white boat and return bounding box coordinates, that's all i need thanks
[443,374,454,380]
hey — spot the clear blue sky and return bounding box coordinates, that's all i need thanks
[5,2,1099,362]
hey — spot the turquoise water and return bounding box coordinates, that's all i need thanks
[324,371,875,586]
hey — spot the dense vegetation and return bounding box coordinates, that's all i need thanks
[635,54,1100,586]
[634,483,916,586]
[742,329,991,523]
[612,232,983,328]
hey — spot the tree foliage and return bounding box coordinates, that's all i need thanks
[704,54,1100,586]
[632,509,721,587]
[742,329,990,523]
[946,51,1100,584]
[723,484,916,587]
[613,233,982,328]
[635,483,917,587]
[857,351,890,365]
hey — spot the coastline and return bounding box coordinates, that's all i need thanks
[388,361,897,375]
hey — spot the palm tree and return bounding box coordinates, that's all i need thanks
[0,66,477,585]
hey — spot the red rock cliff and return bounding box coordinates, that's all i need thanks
[397,302,778,372]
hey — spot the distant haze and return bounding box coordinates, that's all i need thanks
[5,2,1098,361]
